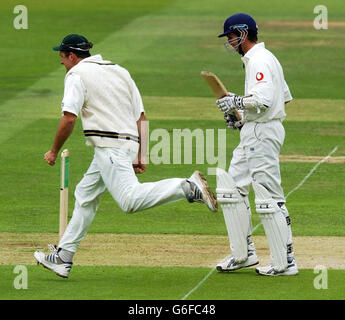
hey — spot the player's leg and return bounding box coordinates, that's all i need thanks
[247,121,297,276]
[58,158,107,251]
[216,146,258,272]
[95,147,217,213]
[182,170,218,212]
[279,203,297,270]
[34,157,106,278]
[229,147,256,258]
[252,180,288,273]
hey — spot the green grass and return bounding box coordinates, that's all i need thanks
[1,0,345,301]
[1,0,345,103]
[1,266,344,300]
[0,0,174,105]
[0,119,344,236]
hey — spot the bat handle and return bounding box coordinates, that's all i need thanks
[233,109,242,121]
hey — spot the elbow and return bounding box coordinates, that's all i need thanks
[63,112,77,125]
[138,112,146,122]
[66,118,77,126]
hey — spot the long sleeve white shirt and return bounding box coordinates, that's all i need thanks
[241,42,292,122]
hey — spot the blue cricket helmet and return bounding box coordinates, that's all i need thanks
[218,13,258,38]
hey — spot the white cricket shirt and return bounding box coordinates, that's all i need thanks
[61,55,145,152]
[241,42,292,122]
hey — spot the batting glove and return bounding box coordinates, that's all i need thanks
[224,113,245,130]
[216,95,244,113]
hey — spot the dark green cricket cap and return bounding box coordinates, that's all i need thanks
[53,34,93,52]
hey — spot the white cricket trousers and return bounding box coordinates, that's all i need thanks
[59,147,185,252]
[229,120,286,202]
[229,120,294,256]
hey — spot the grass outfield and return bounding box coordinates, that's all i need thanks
[1,119,344,236]
[1,266,345,300]
[1,0,345,301]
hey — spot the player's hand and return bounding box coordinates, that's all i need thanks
[44,150,58,166]
[216,95,243,113]
[216,96,236,113]
[133,162,146,174]
[224,113,236,130]
[133,153,147,174]
[224,113,244,130]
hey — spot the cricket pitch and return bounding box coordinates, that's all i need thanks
[0,232,344,270]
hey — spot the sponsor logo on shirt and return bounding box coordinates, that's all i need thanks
[256,72,264,81]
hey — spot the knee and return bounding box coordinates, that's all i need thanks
[118,188,137,214]
[252,171,268,186]
[74,181,105,208]
[74,189,100,209]
[252,180,276,213]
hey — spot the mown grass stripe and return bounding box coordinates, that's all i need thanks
[252,146,339,234]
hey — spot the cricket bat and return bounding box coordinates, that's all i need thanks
[200,71,242,121]
[59,149,69,241]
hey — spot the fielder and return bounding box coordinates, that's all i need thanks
[34,34,217,278]
[215,14,298,276]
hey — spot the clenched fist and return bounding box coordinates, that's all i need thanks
[44,150,58,166]
[216,95,244,113]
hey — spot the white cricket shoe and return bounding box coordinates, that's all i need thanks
[182,170,218,212]
[34,245,72,278]
[216,251,259,272]
[255,258,298,276]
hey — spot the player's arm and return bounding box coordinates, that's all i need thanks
[44,112,77,166]
[284,80,293,104]
[133,112,147,174]
[45,73,84,166]
[131,77,147,174]
[217,94,268,114]
[216,61,273,114]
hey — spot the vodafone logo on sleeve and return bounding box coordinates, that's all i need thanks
[256,72,264,81]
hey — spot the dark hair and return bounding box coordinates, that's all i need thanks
[61,50,91,59]
[247,30,258,42]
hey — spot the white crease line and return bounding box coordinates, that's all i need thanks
[253,145,339,234]
[252,220,262,234]
[284,146,338,198]
[181,268,215,300]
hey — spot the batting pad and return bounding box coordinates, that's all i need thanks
[216,168,249,263]
[252,181,288,272]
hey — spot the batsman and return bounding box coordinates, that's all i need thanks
[214,13,298,275]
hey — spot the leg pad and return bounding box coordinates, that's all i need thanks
[252,181,288,272]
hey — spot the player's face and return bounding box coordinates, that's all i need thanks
[227,33,240,52]
[59,51,75,72]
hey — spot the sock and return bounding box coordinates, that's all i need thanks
[58,248,75,263]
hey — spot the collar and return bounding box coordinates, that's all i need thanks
[80,54,103,63]
[68,54,109,75]
[77,54,114,66]
[241,42,265,64]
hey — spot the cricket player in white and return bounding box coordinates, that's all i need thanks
[34,34,217,278]
[215,14,298,276]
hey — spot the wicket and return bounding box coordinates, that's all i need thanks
[59,149,69,241]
